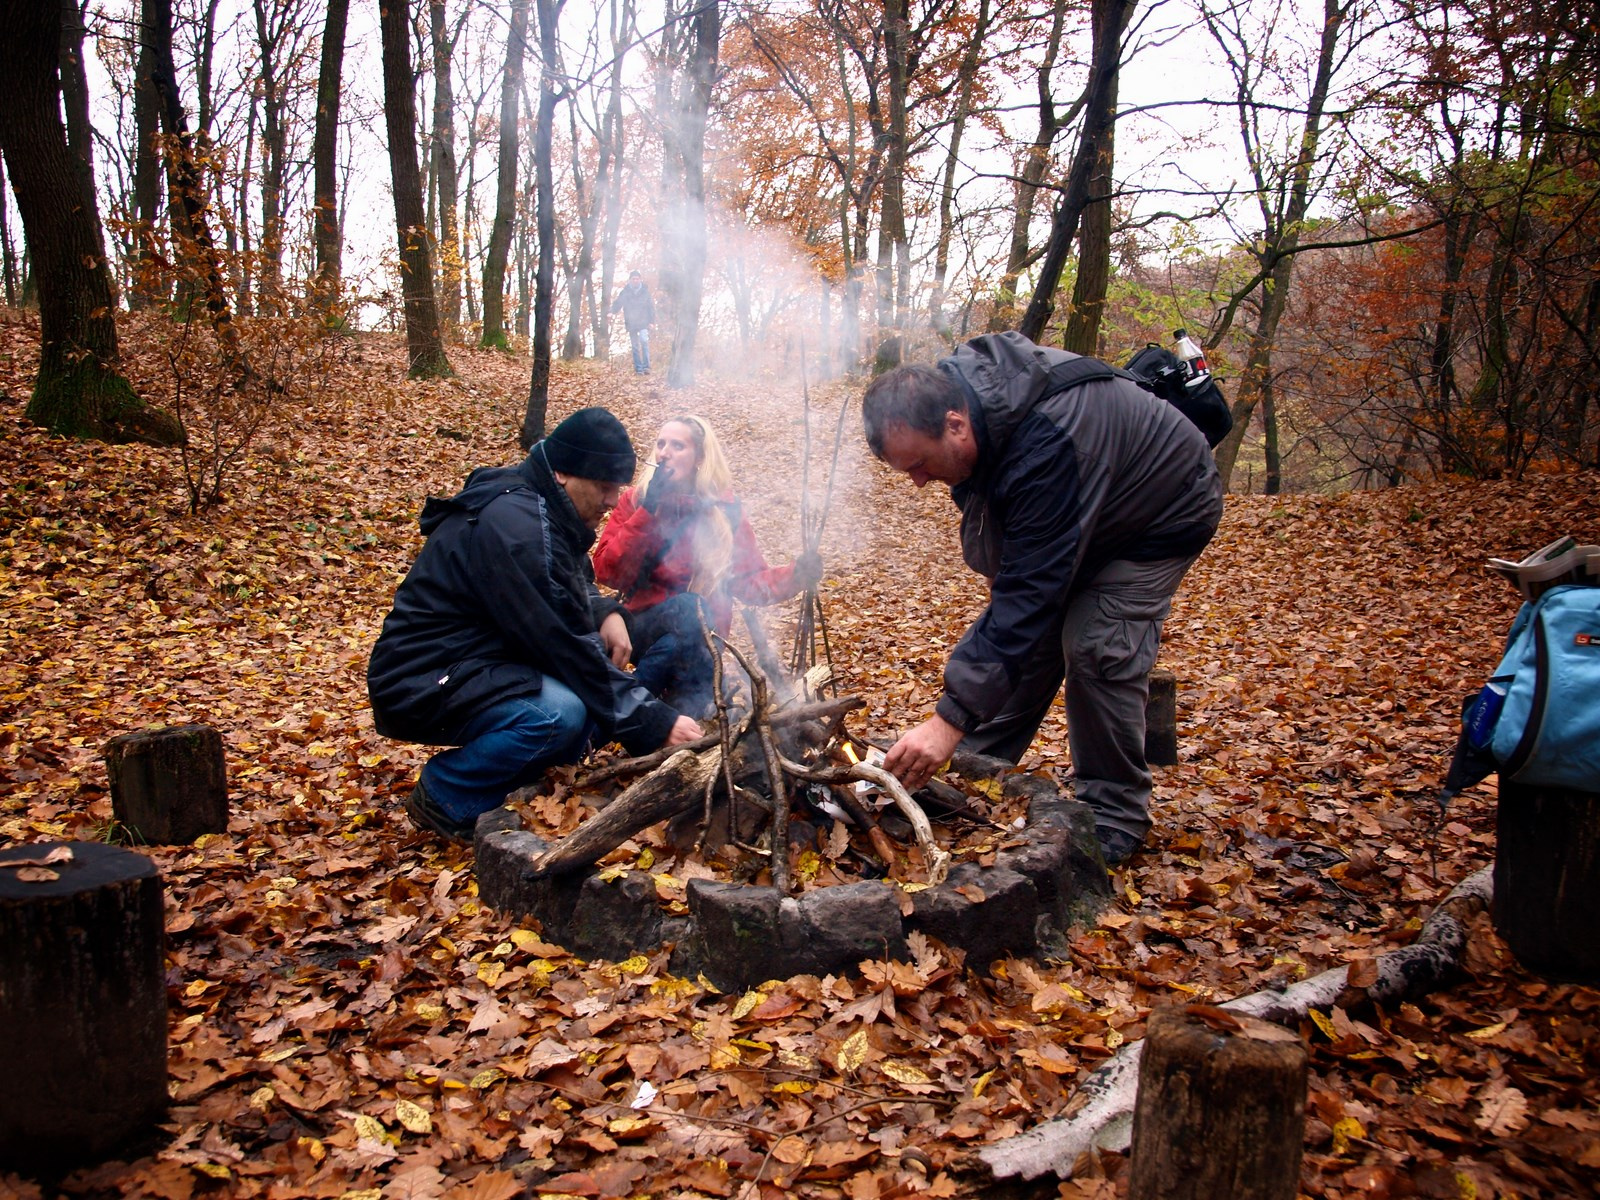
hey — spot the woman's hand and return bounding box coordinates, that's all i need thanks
[794,549,823,588]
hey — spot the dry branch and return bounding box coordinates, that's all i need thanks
[779,758,951,886]
[576,697,862,788]
[972,866,1493,1184]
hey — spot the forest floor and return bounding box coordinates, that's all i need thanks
[1,312,1597,1200]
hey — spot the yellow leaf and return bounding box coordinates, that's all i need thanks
[772,1080,814,1095]
[880,1059,931,1086]
[249,1085,275,1111]
[193,1163,231,1180]
[1308,1008,1338,1040]
[509,929,542,950]
[795,849,821,882]
[353,1114,387,1142]
[477,960,505,986]
[608,1115,653,1136]
[470,1067,507,1089]
[616,955,650,975]
[710,1043,742,1069]
[1331,1116,1365,1154]
[395,1099,432,1134]
[972,1069,995,1098]
[259,1044,299,1063]
[338,1191,383,1200]
[650,975,701,1001]
[416,1003,446,1022]
[970,778,1003,802]
[1464,1022,1506,1039]
[838,1028,871,1073]
[1105,1026,1125,1050]
[636,847,655,870]
[298,1136,325,1163]
[730,989,767,1020]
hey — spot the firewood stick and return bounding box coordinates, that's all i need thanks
[778,758,951,885]
[717,637,792,895]
[576,697,863,788]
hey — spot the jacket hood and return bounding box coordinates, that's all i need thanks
[941,331,1074,459]
[418,446,594,549]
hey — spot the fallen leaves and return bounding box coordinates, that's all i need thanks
[0,323,1597,1198]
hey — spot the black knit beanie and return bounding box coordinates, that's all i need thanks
[542,407,637,483]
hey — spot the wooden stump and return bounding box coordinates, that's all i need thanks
[0,841,168,1172]
[1494,783,1600,983]
[1128,1004,1308,1200]
[1144,669,1178,767]
[105,723,229,844]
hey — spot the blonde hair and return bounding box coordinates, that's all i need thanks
[640,415,734,595]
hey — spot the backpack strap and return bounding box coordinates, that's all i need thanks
[1501,609,1552,779]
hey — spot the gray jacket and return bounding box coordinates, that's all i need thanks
[935,332,1224,732]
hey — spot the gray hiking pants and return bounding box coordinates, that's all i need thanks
[958,554,1201,841]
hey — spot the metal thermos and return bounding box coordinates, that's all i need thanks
[1173,328,1210,387]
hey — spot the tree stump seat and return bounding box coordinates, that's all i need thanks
[0,841,168,1173]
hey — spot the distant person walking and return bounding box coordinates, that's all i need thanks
[611,270,655,374]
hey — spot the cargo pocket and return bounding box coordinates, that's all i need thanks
[1072,589,1170,683]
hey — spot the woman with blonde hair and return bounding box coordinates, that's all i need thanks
[594,415,822,716]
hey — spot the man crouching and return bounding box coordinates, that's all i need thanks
[368,407,704,841]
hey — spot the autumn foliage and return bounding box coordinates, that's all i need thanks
[0,311,1597,1198]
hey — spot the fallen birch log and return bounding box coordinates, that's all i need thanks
[780,757,951,886]
[971,865,1494,1185]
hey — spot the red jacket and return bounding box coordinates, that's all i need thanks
[593,487,798,633]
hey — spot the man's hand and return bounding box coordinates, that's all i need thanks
[666,715,704,745]
[883,714,963,793]
[599,611,632,668]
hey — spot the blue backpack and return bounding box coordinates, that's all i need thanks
[1442,583,1600,801]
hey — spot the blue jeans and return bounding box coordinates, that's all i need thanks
[630,593,715,718]
[629,328,650,373]
[420,682,592,823]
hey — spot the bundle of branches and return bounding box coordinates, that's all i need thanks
[789,348,849,685]
[528,637,956,894]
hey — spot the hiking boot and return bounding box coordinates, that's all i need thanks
[403,780,476,843]
[1097,827,1143,867]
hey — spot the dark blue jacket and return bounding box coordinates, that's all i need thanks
[367,444,678,755]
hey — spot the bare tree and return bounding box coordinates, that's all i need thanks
[483,0,530,350]
[0,0,179,443]
[310,0,348,317]
[379,0,452,377]
[522,0,566,446]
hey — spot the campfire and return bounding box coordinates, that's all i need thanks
[476,643,1112,990]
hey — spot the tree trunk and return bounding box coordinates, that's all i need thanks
[1061,0,1126,356]
[991,0,1071,331]
[253,0,289,314]
[930,0,988,339]
[1127,1006,1307,1200]
[521,0,563,447]
[0,841,168,1173]
[430,0,462,334]
[147,0,249,364]
[311,0,348,317]
[482,0,528,350]
[59,0,112,304]
[0,158,16,305]
[379,0,452,378]
[663,0,719,389]
[875,0,909,344]
[1018,0,1131,343]
[561,97,597,360]
[1494,783,1600,984]
[130,0,162,310]
[0,0,180,444]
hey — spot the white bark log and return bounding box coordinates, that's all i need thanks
[972,866,1493,1184]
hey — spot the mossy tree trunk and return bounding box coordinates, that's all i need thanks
[0,1,181,445]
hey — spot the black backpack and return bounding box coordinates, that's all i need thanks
[1123,343,1234,448]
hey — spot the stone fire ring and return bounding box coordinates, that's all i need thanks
[474,767,1112,992]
